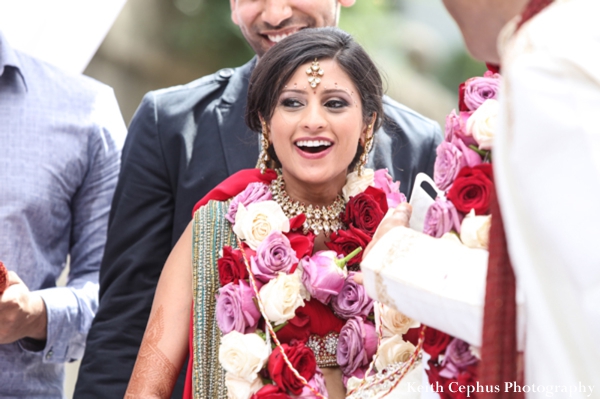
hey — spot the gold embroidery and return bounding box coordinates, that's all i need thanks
[192,201,235,399]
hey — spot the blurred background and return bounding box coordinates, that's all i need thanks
[85,0,486,128]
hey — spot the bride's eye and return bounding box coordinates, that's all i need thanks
[324,98,349,110]
[280,98,304,108]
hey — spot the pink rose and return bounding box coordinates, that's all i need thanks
[463,73,501,111]
[337,317,378,376]
[216,280,260,334]
[446,110,477,148]
[299,251,347,305]
[434,138,482,192]
[226,182,272,224]
[423,197,462,238]
[251,230,298,283]
[292,370,329,399]
[373,169,407,208]
[332,272,374,319]
[453,137,483,168]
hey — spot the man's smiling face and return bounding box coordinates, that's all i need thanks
[229,0,342,58]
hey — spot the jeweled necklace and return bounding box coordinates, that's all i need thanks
[269,174,346,235]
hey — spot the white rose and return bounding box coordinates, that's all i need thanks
[375,335,416,372]
[460,209,491,250]
[441,232,462,244]
[293,266,311,301]
[375,304,420,338]
[233,201,290,249]
[225,373,263,399]
[218,331,270,382]
[259,272,305,325]
[467,99,499,150]
[346,376,363,392]
[342,168,374,202]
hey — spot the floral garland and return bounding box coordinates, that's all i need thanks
[414,70,501,398]
[215,168,420,399]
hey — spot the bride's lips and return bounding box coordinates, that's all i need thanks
[294,137,334,160]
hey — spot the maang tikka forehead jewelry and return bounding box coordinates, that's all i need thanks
[306,59,324,89]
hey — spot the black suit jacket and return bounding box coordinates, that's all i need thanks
[74,58,442,398]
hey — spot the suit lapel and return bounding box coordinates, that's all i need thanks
[215,57,259,176]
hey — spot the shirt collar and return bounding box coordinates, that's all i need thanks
[0,30,28,90]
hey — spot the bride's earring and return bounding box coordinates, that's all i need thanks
[258,121,270,174]
[358,124,374,177]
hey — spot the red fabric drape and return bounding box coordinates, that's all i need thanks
[192,169,277,215]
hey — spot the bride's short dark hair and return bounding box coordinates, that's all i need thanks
[246,27,384,134]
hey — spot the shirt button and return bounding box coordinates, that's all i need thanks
[46,349,53,360]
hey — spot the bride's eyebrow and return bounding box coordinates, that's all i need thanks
[280,89,306,95]
[321,88,352,96]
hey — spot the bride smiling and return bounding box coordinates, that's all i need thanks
[125,27,418,399]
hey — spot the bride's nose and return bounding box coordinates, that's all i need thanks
[301,104,327,132]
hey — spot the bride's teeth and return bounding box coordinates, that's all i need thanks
[296,140,332,147]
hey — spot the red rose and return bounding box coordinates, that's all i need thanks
[0,261,8,295]
[303,299,345,336]
[422,327,452,362]
[251,384,291,399]
[289,214,306,230]
[458,82,469,112]
[342,186,388,237]
[268,341,316,395]
[326,226,372,268]
[445,368,479,399]
[276,299,345,344]
[486,63,501,74]
[276,307,311,344]
[447,164,493,215]
[217,246,249,286]
[402,327,421,347]
[425,363,453,399]
[286,231,314,266]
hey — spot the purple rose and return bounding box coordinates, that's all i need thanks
[463,74,500,111]
[423,197,462,238]
[332,272,374,319]
[216,280,260,334]
[337,317,378,376]
[225,182,272,224]
[439,338,479,379]
[292,370,328,398]
[433,138,482,192]
[299,251,346,305]
[373,169,407,209]
[433,141,463,191]
[251,230,298,283]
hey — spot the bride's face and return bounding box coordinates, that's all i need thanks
[268,59,368,198]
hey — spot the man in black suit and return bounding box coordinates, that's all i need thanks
[74,0,442,397]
